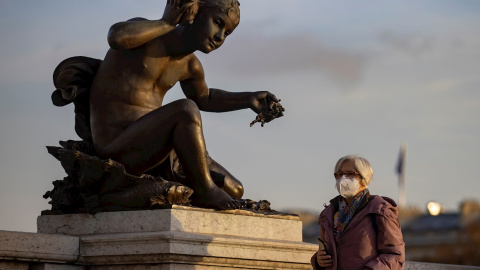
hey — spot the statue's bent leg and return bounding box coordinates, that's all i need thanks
[168,151,243,199]
[207,156,244,199]
[99,99,241,210]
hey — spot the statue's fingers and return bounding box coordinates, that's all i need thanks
[264,115,275,123]
[268,102,274,110]
[178,0,194,11]
[184,2,195,12]
[266,92,280,103]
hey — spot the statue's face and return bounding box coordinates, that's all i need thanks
[192,6,240,53]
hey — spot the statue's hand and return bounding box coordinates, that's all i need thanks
[250,92,285,127]
[161,0,195,26]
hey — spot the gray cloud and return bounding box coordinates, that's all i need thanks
[207,33,367,86]
[378,30,435,57]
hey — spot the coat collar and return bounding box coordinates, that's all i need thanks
[329,190,372,213]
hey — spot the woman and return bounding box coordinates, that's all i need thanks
[311,155,405,270]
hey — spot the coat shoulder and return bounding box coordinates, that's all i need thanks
[367,195,399,218]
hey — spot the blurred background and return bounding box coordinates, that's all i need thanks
[0,0,479,265]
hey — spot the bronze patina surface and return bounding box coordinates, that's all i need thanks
[45,0,284,214]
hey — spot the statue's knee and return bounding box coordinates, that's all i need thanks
[227,183,244,200]
[230,182,244,199]
[176,99,201,124]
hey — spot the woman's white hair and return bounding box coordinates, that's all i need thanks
[334,155,373,186]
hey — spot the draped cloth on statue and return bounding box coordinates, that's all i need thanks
[52,56,102,143]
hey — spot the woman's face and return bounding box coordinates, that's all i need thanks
[335,159,367,198]
[190,6,239,53]
[336,159,363,184]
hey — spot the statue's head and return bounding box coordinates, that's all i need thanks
[187,0,241,54]
[200,0,240,25]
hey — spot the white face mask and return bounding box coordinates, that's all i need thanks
[336,176,360,199]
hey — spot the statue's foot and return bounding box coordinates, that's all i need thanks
[192,186,242,210]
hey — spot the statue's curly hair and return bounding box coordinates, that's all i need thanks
[200,0,240,19]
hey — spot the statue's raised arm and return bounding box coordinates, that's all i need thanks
[107,0,196,50]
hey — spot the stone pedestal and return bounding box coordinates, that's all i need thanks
[37,206,317,269]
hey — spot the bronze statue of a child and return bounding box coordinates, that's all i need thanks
[80,0,282,210]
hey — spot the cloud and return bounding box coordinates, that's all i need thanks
[206,33,367,87]
[378,30,435,57]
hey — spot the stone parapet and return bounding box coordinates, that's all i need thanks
[0,230,81,270]
[0,230,79,263]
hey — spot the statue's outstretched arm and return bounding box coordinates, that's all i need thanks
[180,56,281,114]
[108,0,195,50]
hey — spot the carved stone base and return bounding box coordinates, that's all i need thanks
[36,206,316,269]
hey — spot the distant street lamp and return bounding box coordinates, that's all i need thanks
[427,202,442,216]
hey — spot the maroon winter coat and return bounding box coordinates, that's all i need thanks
[311,193,405,270]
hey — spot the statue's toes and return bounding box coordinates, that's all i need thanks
[233,200,243,209]
[224,199,242,210]
[224,201,235,210]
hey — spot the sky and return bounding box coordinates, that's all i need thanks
[1,0,479,232]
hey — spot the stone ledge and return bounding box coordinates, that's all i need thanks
[0,230,79,263]
[38,206,302,242]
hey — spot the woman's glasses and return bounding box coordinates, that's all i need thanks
[334,171,360,179]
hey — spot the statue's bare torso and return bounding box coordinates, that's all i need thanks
[90,37,196,151]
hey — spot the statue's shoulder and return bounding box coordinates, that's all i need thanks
[127,17,148,22]
[185,54,204,77]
